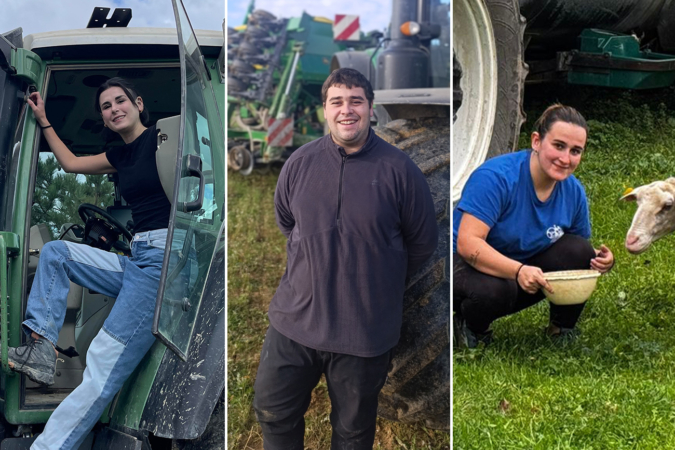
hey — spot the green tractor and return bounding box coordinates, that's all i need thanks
[0,1,224,448]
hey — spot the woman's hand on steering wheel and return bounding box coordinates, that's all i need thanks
[517,265,553,295]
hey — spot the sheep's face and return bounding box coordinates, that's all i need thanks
[622,178,675,254]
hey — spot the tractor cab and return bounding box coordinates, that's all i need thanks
[0,1,224,446]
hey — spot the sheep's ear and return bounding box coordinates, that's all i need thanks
[666,192,675,205]
[667,177,675,186]
[621,186,640,202]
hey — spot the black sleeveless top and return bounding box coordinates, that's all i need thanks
[105,125,171,233]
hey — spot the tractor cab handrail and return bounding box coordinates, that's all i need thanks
[0,232,20,375]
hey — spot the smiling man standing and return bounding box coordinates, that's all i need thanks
[252,68,438,449]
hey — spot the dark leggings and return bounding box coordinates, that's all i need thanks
[453,234,596,333]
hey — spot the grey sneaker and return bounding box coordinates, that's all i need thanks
[546,324,580,344]
[453,313,493,349]
[8,337,57,386]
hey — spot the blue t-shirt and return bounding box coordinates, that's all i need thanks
[452,150,591,262]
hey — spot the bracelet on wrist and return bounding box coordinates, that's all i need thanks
[515,264,525,281]
[40,124,52,130]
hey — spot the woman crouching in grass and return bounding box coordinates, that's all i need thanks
[453,104,615,348]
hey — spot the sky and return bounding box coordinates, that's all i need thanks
[0,0,224,36]
[1,0,394,43]
[227,0,392,36]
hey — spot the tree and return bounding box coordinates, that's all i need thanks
[32,156,115,239]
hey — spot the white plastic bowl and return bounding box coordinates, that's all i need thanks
[542,270,601,305]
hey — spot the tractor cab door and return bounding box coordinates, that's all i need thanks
[0,30,37,230]
[0,30,26,162]
[152,0,225,360]
[1,29,52,419]
[0,30,27,394]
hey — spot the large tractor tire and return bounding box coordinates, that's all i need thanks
[236,41,260,58]
[249,9,276,23]
[452,0,527,201]
[227,76,248,93]
[453,52,462,122]
[244,25,270,41]
[227,27,241,46]
[373,117,450,430]
[484,0,528,159]
[230,59,255,75]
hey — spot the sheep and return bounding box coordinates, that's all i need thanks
[621,178,675,254]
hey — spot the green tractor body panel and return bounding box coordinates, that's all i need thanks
[2,59,45,424]
[286,13,338,84]
[108,343,168,430]
[0,3,225,444]
[10,48,43,86]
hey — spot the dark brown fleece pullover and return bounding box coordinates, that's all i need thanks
[269,129,438,357]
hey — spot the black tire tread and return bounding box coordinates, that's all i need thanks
[485,0,528,159]
[250,9,277,23]
[373,117,450,430]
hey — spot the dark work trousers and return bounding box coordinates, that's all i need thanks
[453,234,596,333]
[253,324,392,450]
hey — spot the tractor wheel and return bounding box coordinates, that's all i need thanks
[244,25,269,41]
[452,0,527,201]
[238,40,259,56]
[249,9,276,23]
[245,37,276,50]
[227,28,241,45]
[236,41,260,58]
[373,117,450,430]
[228,145,254,175]
[452,52,462,122]
[230,59,255,75]
[484,0,528,160]
[227,76,248,93]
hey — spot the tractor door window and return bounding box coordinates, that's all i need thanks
[154,0,225,359]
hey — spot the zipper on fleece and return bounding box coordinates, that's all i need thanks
[337,155,347,225]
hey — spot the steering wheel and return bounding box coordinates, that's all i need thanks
[78,203,133,243]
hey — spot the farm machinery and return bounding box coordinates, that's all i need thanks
[453,0,675,199]
[229,0,451,431]
[227,5,381,173]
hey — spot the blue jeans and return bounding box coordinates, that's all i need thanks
[25,229,168,450]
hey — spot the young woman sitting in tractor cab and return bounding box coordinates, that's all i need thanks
[13,77,172,450]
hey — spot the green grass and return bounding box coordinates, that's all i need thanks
[454,85,675,449]
[228,170,449,449]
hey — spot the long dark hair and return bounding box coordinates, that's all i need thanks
[94,77,150,126]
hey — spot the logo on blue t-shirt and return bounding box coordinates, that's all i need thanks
[546,225,564,242]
